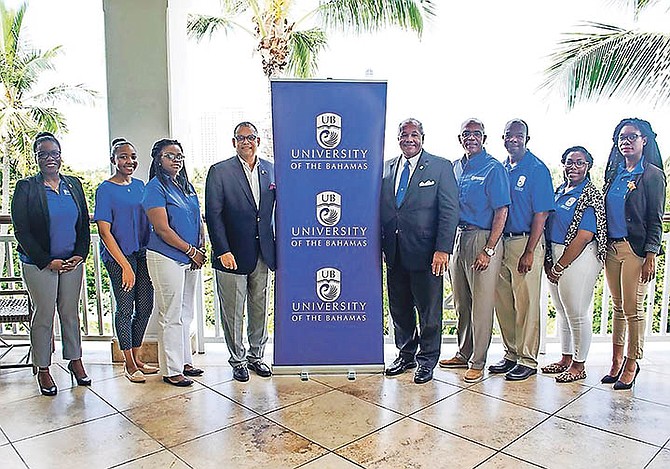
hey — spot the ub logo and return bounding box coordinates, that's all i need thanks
[316,191,342,227]
[565,196,577,207]
[316,268,341,302]
[316,112,342,149]
[516,175,526,188]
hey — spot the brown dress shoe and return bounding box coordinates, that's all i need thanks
[439,356,468,368]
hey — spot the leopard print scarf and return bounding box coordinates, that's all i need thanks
[560,179,608,264]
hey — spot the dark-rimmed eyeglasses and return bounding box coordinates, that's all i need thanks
[461,130,483,139]
[564,160,588,168]
[161,152,185,161]
[35,150,61,160]
[234,134,258,143]
[618,133,643,143]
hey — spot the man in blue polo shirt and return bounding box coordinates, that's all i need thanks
[489,119,554,381]
[439,118,510,383]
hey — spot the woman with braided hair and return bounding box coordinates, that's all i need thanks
[142,138,206,387]
[601,118,666,390]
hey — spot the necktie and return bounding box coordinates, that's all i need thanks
[396,159,410,206]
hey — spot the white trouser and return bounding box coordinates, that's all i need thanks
[547,242,602,362]
[146,250,199,377]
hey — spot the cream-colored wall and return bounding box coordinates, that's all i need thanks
[103,0,170,181]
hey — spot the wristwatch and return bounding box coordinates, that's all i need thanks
[483,246,495,257]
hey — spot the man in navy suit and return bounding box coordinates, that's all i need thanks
[381,118,459,384]
[205,122,276,382]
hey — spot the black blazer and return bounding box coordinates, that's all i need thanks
[380,151,459,271]
[205,156,276,274]
[11,173,91,270]
[605,160,666,258]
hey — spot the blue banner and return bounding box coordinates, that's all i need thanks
[271,80,387,369]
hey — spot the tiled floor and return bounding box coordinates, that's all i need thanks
[1,340,670,468]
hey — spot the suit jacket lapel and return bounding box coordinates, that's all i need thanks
[399,152,430,207]
[233,157,257,210]
[258,160,272,205]
[384,157,399,203]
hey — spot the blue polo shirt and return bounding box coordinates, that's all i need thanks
[142,176,201,264]
[547,178,597,244]
[503,150,555,234]
[454,149,510,229]
[94,178,150,263]
[20,180,78,265]
[606,157,645,238]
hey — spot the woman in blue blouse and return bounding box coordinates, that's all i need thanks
[142,138,205,387]
[542,146,607,383]
[94,138,157,383]
[602,118,666,390]
[11,132,91,396]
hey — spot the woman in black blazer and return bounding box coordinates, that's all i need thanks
[602,118,666,390]
[11,132,91,396]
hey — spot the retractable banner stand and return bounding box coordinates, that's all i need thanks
[271,79,387,374]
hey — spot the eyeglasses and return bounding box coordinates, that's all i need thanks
[234,134,258,143]
[564,160,588,168]
[35,150,61,160]
[461,130,483,139]
[161,152,185,161]
[618,133,643,143]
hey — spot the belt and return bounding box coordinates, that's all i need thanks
[609,237,628,243]
[503,232,529,238]
[458,224,481,231]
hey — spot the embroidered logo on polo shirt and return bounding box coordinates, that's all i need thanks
[517,176,526,188]
[565,197,577,207]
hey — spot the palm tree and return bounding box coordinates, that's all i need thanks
[187,0,435,79]
[0,1,96,214]
[542,0,670,109]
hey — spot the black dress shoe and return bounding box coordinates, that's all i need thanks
[505,364,537,381]
[385,357,417,376]
[248,361,272,377]
[488,358,517,374]
[232,364,250,382]
[413,365,433,384]
[162,376,193,387]
[183,366,204,377]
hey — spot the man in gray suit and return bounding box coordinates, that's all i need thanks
[205,122,276,382]
[380,118,459,384]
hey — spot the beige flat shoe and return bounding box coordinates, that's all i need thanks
[125,369,146,383]
[138,364,159,375]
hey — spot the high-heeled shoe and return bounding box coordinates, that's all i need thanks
[613,363,640,390]
[37,368,57,396]
[67,361,92,386]
[601,364,623,384]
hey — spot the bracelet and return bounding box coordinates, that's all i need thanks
[550,265,564,278]
[555,260,567,271]
[185,245,195,257]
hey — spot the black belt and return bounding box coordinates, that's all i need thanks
[609,237,628,243]
[503,232,529,238]
[458,224,482,231]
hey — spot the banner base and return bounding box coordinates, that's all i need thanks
[272,364,384,377]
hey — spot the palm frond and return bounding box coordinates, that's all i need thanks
[541,21,670,109]
[30,84,99,107]
[286,28,328,78]
[316,0,435,37]
[187,14,236,40]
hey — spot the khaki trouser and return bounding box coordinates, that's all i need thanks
[494,235,544,368]
[605,240,648,360]
[449,229,503,370]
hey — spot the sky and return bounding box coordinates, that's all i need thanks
[16,0,670,172]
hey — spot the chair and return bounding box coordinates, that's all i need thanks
[0,276,33,370]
